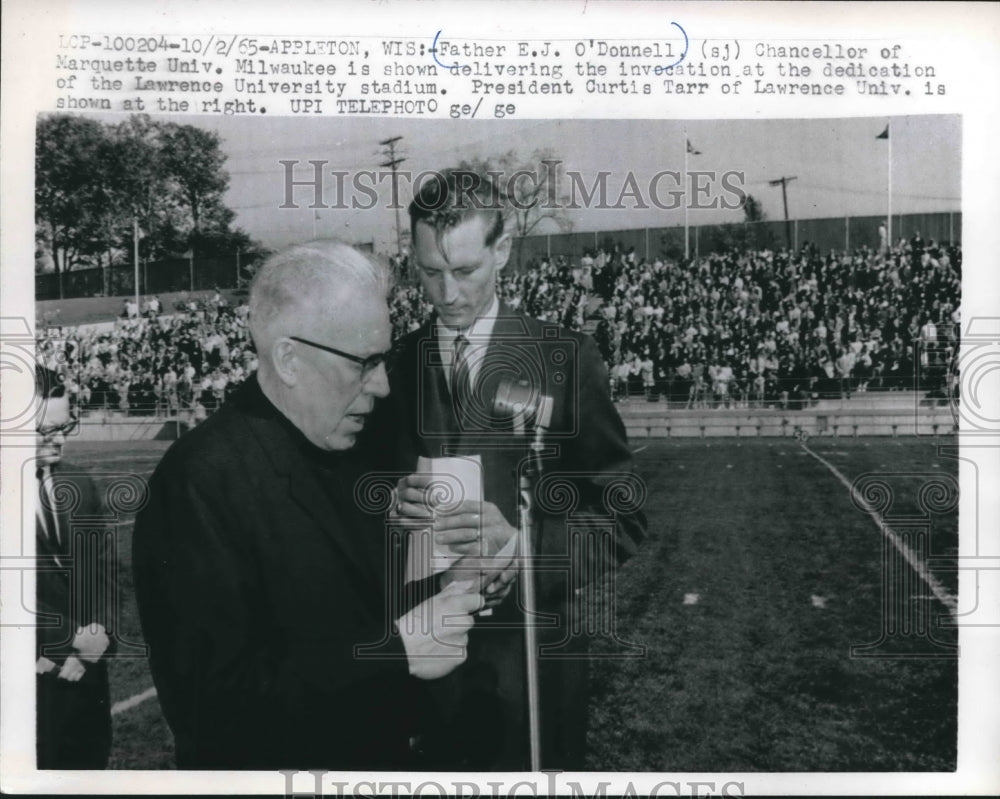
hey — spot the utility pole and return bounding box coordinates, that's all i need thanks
[768,175,797,250]
[133,215,140,308]
[379,136,405,256]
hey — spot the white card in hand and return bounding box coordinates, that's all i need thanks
[404,455,483,583]
[416,455,483,504]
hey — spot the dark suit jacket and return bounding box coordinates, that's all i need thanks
[133,378,419,770]
[36,463,114,769]
[363,305,646,769]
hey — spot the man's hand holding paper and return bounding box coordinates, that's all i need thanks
[432,498,516,557]
[397,456,519,611]
[433,501,518,607]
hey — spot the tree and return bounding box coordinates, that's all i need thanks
[713,193,776,254]
[35,115,110,297]
[742,193,777,250]
[159,123,230,257]
[35,114,258,297]
[741,193,766,223]
[106,115,173,285]
[457,150,573,269]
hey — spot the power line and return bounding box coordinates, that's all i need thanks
[790,181,959,203]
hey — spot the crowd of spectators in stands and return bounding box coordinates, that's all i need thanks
[583,233,960,407]
[38,291,255,419]
[36,232,960,419]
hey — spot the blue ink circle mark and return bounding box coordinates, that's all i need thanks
[654,22,689,74]
[431,30,459,72]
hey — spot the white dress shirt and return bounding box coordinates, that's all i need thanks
[436,295,500,392]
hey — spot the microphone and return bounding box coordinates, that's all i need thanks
[489,377,551,770]
[492,378,553,436]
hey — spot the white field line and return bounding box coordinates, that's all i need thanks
[801,442,959,619]
[111,685,157,716]
[632,445,649,454]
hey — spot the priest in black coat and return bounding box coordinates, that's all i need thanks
[133,240,486,770]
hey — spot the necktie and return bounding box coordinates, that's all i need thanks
[451,334,472,422]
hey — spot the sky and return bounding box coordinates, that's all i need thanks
[139,114,962,253]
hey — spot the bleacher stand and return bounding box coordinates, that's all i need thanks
[37,237,960,422]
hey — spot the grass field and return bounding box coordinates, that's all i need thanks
[68,436,959,771]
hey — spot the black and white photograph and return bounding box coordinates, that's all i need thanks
[24,109,966,766]
[2,2,998,796]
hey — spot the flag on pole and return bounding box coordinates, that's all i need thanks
[876,122,892,247]
[683,136,701,259]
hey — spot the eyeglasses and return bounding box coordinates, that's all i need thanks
[38,416,79,437]
[290,336,392,381]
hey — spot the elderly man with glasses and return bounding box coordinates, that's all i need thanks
[34,365,115,769]
[133,240,494,769]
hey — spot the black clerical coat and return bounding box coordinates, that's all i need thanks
[133,378,418,769]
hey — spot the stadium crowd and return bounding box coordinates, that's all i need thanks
[37,293,255,419]
[36,234,960,418]
[584,234,961,407]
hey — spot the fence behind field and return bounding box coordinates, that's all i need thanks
[73,394,956,442]
[38,213,959,300]
[618,403,956,440]
[36,252,268,301]
[511,211,961,269]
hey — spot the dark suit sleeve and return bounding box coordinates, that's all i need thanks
[36,470,117,662]
[77,474,117,639]
[535,334,647,604]
[133,460,413,768]
[359,339,444,616]
[359,337,423,472]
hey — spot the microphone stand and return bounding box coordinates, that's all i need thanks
[517,396,552,772]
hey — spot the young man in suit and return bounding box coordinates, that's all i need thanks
[34,366,115,769]
[132,240,491,769]
[365,170,647,769]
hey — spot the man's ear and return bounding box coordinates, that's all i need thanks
[271,338,298,387]
[492,233,512,270]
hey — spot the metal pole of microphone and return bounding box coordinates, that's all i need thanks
[496,380,552,771]
[519,415,542,770]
